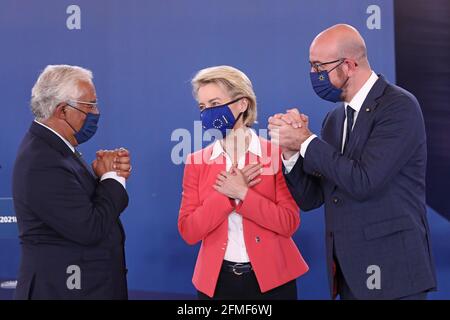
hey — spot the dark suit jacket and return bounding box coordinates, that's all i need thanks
[12,121,129,299]
[284,75,437,299]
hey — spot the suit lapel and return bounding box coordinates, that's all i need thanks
[343,75,389,157]
[343,103,375,156]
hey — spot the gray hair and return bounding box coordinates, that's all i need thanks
[31,65,93,121]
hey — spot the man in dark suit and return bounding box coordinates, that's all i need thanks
[269,24,436,299]
[12,65,132,299]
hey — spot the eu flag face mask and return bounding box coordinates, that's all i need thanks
[64,102,100,144]
[310,70,344,103]
[200,97,244,138]
[310,58,348,103]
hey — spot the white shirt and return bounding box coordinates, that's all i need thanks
[34,120,126,189]
[340,71,379,153]
[209,128,262,263]
[282,71,379,173]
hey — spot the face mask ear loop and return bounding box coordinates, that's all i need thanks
[328,59,349,91]
[232,111,244,129]
[339,75,350,90]
[64,118,78,134]
[230,95,248,130]
[61,104,78,134]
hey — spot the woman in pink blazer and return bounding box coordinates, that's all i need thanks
[178,65,308,299]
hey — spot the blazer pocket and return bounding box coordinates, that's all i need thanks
[364,216,414,240]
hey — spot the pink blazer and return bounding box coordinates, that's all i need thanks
[178,136,309,297]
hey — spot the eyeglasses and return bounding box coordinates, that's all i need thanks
[310,58,345,73]
[67,99,99,111]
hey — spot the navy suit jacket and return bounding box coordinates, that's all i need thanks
[284,75,437,299]
[12,122,129,299]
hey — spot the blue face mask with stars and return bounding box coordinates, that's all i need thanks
[200,97,244,138]
[310,59,348,103]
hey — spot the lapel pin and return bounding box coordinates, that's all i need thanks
[366,108,371,112]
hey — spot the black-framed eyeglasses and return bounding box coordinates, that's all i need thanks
[310,58,345,73]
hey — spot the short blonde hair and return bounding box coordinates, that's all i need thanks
[191,65,257,127]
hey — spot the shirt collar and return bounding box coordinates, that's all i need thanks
[34,120,75,153]
[210,128,262,161]
[345,71,379,113]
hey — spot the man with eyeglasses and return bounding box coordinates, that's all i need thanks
[12,65,132,299]
[269,24,436,300]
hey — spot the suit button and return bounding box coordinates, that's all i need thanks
[333,197,339,204]
[255,236,260,243]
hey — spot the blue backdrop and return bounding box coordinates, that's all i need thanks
[0,0,448,299]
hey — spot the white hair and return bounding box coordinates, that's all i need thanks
[30,65,93,121]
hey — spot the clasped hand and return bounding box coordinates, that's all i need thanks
[268,108,313,159]
[92,147,132,179]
